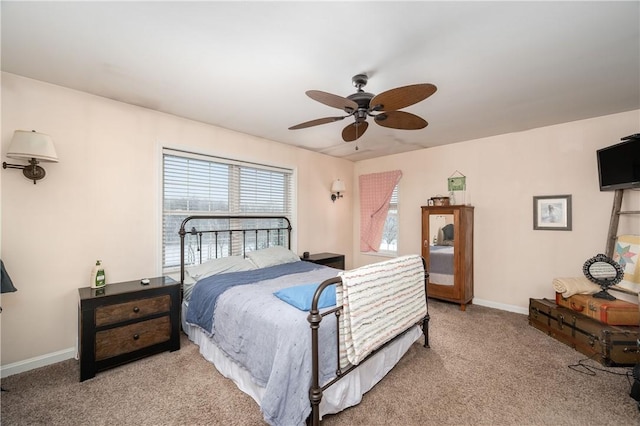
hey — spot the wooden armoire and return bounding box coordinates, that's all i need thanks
[421,205,474,311]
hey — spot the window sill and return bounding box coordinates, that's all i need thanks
[360,251,397,259]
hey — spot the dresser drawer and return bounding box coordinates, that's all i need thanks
[95,316,171,360]
[95,294,171,327]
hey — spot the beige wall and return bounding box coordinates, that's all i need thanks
[353,110,640,311]
[2,71,639,373]
[0,73,353,367]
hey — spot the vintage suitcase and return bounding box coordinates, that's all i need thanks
[528,298,640,367]
[555,292,640,326]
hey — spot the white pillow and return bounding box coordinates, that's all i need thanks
[187,255,256,281]
[183,278,203,301]
[165,271,197,301]
[166,271,196,285]
[246,246,300,268]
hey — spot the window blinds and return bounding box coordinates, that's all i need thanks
[162,149,293,269]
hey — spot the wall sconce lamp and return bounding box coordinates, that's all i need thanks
[331,179,346,202]
[2,130,58,184]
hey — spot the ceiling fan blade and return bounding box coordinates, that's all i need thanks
[307,90,358,112]
[374,110,428,130]
[289,116,345,130]
[370,83,437,112]
[342,121,369,142]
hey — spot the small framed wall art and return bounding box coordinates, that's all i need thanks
[447,170,467,205]
[533,194,572,231]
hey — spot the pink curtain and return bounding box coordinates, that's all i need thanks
[359,170,402,252]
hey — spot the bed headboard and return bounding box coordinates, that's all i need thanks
[178,215,292,283]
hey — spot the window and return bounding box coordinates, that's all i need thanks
[359,170,402,253]
[162,149,293,270]
[379,185,398,254]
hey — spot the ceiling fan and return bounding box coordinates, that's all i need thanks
[289,74,437,142]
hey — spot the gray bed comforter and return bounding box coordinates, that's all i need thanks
[188,262,341,426]
[186,261,325,335]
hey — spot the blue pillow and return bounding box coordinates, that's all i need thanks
[274,283,336,311]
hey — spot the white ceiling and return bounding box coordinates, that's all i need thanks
[2,1,639,161]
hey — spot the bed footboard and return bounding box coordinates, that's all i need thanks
[307,255,430,425]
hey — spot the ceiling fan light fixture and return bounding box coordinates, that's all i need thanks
[289,74,436,143]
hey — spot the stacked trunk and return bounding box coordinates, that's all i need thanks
[528,295,640,366]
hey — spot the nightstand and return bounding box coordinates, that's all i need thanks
[302,252,345,270]
[78,276,180,381]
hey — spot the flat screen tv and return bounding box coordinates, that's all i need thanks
[597,136,640,191]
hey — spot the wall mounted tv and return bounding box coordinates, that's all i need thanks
[597,135,640,191]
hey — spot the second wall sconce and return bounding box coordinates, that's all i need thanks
[331,179,346,202]
[3,130,58,184]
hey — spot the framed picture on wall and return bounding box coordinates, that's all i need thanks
[533,194,572,231]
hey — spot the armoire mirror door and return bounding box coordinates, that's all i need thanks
[426,213,455,287]
[421,205,474,311]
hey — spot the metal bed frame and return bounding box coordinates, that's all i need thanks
[308,258,430,425]
[178,214,292,285]
[178,215,430,425]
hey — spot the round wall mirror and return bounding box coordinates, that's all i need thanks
[582,253,623,300]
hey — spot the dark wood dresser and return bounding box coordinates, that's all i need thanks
[78,276,180,381]
[302,252,345,270]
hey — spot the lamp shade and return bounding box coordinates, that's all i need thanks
[7,130,58,163]
[331,179,346,193]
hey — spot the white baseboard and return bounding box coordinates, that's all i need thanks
[472,298,529,315]
[1,299,528,378]
[1,347,76,379]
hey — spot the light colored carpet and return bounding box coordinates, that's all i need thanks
[2,300,639,425]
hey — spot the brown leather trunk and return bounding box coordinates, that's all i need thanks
[529,298,640,367]
[555,292,640,326]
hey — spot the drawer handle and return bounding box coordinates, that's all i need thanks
[133,334,140,340]
[133,307,140,313]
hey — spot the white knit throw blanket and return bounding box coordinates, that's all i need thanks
[337,254,427,366]
[552,276,601,298]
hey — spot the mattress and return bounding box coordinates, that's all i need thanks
[181,301,422,421]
